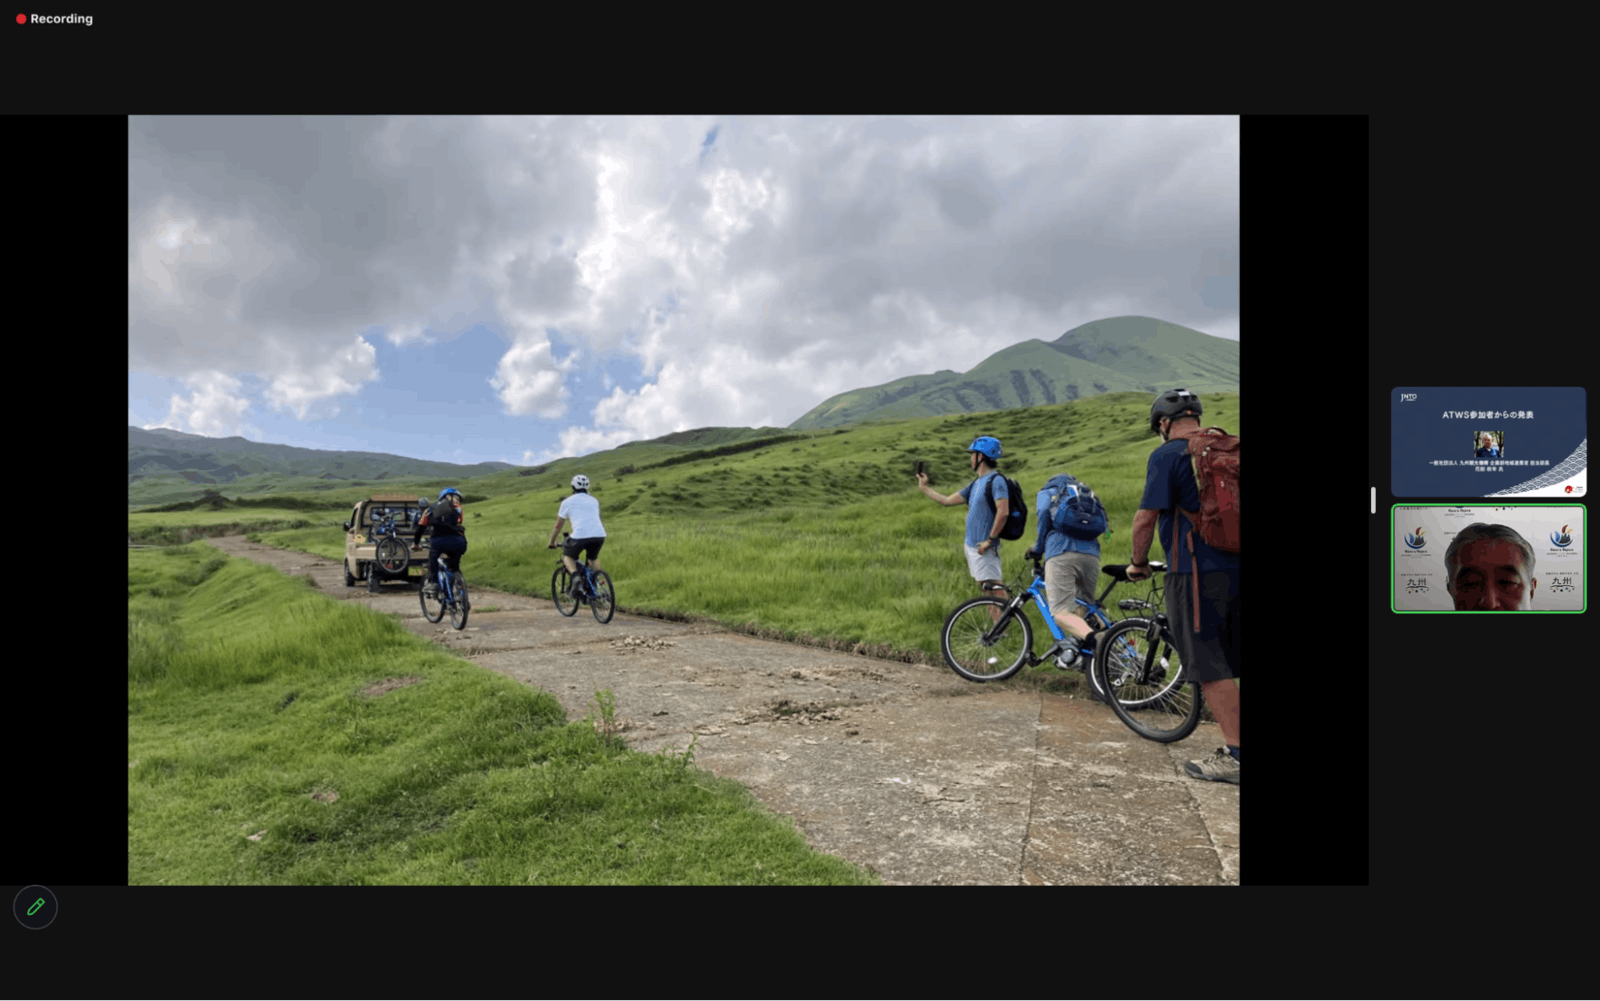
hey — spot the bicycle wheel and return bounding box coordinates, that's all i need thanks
[1092,617,1202,742]
[552,566,578,617]
[941,598,1032,682]
[420,574,445,623]
[1086,615,1185,708]
[375,537,409,574]
[588,570,615,624]
[449,572,469,630]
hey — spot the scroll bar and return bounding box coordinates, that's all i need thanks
[1371,487,1376,514]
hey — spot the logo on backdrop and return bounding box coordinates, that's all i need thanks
[1404,527,1427,550]
[1550,525,1573,548]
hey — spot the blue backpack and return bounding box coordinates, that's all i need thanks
[1042,473,1109,540]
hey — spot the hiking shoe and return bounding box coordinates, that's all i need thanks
[422,583,440,597]
[1184,748,1240,784]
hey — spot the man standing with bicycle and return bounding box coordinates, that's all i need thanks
[1126,390,1240,784]
[548,474,606,598]
[1025,472,1112,700]
[417,488,467,599]
[916,436,1011,611]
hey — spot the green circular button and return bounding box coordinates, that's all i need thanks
[14,885,57,930]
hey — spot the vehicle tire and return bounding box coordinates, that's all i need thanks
[375,537,409,575]
[366,563,380,592]
[552,566,578,617]
[941,598,1032,682]
[344,560,355,587]
[449,572,469,630]
[588,570,615,624]
[420,572,445,623]
[1092,617,1202,742]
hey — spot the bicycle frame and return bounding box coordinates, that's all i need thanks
[987,560,1157,664]
[558,534,598,594]
[434,552,459,605]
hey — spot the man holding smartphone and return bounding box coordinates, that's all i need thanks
[916,437,1011,613]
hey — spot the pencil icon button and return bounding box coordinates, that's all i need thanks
[13,885,56,930]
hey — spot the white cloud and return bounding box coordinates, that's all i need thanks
[490,336,573,417]
[150,371,252,438]
[383,323,430,346]
[260,336,379,420]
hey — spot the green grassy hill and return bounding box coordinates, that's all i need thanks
[129,426,519,510]
[789,316,1238,430]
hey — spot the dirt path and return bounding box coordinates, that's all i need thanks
[204,535,1238,885]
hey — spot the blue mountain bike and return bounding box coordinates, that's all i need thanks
[940,552,1182,710]
[551,532,615,624]
[419,549,469,630]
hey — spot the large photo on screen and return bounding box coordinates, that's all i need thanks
[1392,504,1584,612]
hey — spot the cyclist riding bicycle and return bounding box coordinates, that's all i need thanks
[417,487,466,598]
[548,474,606,597]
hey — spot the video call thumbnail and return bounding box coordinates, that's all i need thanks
[1392,504,1583,612]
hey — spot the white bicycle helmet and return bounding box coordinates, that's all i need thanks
[571,474,590,491]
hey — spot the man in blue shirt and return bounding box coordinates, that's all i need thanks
[1024,474,1112,700]
[917,436,1011,611]
[1126,390,1240,784]
[1475,433,1501,458]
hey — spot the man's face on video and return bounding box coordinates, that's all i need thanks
[1448,540,1536,610]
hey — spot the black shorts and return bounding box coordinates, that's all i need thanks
[1166,568,1239,683]
[562,536,605,562]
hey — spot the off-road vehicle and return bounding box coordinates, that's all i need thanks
[343,495,431,592]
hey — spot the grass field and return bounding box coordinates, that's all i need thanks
[129,544,877,885]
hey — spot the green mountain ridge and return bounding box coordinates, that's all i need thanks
[788,316,1237,430]
[128,426,520,508]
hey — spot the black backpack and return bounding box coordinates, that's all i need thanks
[983,473,1028,541]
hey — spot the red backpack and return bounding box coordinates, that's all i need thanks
[1171,427,1239,630]
[1182,426,1239,554]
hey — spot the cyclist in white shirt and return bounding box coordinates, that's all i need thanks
[548,474,607,597]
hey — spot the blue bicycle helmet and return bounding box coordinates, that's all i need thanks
[966,436,1003,461]
[438,487,461,501]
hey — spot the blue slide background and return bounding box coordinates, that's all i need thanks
[1390,387,1585,497]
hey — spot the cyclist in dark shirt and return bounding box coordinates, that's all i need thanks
[416,487,466,597]
[1126,390,1240,785]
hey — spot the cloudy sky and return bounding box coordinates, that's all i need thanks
[128,116,1239,466]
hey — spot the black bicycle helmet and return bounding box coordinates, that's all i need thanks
[1149,388,1202,434]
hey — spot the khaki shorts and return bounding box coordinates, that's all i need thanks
[1044,551,1100,620]
[963,542,1002,584]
